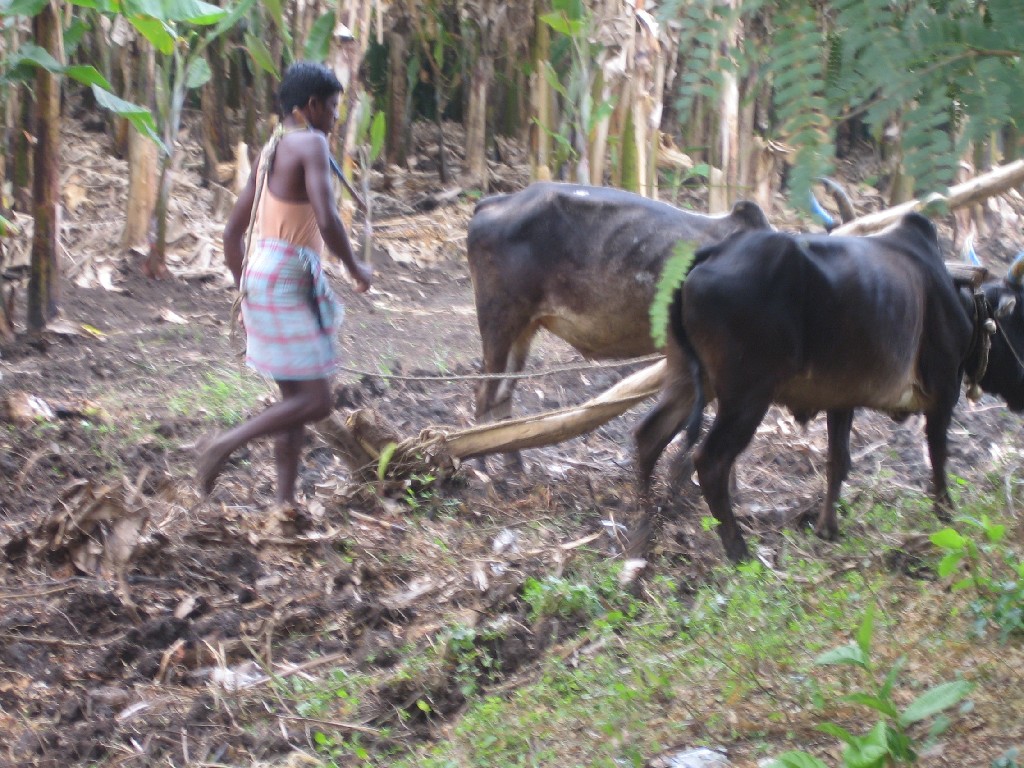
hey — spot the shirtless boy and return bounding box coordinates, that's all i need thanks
[197,62,373,508]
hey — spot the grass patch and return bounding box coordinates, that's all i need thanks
[273,486,1024,768]
[168,367,270,426]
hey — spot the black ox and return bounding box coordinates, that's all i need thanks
[635,212,1024,563]
[466,181,771,465]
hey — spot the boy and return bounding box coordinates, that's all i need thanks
[197,62,373,509]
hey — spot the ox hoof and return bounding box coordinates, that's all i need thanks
[813,522,840,542]
[624,515,657,560]
[723,537,751,564]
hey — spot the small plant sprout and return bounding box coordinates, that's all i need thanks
[930,515,1024,640]
[769,605,974,768]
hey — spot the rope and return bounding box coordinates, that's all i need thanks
[335,354,665,383]
[996,320,1024,373]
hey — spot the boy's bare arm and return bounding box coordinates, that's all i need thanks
[302,134,372,292]
[223,165,258,288]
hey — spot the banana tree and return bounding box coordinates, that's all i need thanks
[123,0,255,278]
[460,0,505,190]
[1,0,161,332]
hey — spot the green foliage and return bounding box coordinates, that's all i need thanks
[90,85,165,150]
[355,99,387,167]
[403,472,437,510]
[660,0,1024,207]
[0,213,17,237]
[443,622,504,696]
[648,240,696,350]
[930,515,1024,640]
[304,11,336,63]
[169,369,267,426]
[536,0,613,181]
[280,667,361,719]
[768,607,974,768]
[377,442,398,481]
[522,575,602,623]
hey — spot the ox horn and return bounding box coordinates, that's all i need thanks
[817,176,857,224]
[1008,253,1024,286]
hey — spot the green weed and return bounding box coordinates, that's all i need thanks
[930,514,1024,640]
[169,368,267,426]
[768,606,974,768]
[522,575,602,623]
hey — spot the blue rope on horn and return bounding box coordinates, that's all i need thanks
[808,192,835,231]
[961,234,981,266]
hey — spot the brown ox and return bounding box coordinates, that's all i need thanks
[466,181,771,466]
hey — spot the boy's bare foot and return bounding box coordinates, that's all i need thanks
[196,436,233,496]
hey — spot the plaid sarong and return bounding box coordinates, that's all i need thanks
[241,238,343,380]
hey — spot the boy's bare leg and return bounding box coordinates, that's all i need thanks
[274,423,305,505]
[197,378,331,497]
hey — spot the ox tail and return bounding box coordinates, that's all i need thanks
[667,286,706,450]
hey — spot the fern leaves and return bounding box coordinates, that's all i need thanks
[771,3,832,207]
[649,240,696,350]
[664,0,1024,205]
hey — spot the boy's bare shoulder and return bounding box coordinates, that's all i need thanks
[283,129,329,154]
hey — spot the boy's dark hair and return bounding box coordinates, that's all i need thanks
[277,62,344,115]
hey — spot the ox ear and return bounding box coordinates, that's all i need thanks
[1008,253,1024,286]
[730,200,772,231]
[996,294,1017,319]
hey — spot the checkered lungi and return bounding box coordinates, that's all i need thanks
[241,238,344,380]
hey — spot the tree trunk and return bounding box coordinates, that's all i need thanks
[335,37,366,217]
[122,128,158,250]
[201,37,231,185]
[122,48,157,250]
[529,3,552,181]
[28,1,62,331]
[464,53,493,190]
[13,90,33,212]
[718,70,740,208]
[620,96,640,192]
[145,52,186,279]
[385,28,410,167]
[0,287,13,343]
[589,70,611,187]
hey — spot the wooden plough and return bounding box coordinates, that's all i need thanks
[320,160,1024,481]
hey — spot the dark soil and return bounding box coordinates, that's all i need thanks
[2,118,1024,768]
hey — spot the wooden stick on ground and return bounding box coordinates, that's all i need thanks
[319,360,667,478]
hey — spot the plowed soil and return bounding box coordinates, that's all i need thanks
[2,116,1024,767]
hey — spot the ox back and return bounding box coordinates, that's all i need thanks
[634,212,1024,563]
[465,181,771,455]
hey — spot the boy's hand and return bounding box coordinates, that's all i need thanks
[351,261,373,293]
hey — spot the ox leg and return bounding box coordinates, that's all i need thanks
[815,409,854,541]
[629,395,689,559]
[634,388,694,494]
[693,393,771,563]
[474,321,538,472]
[925,406,955,522]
